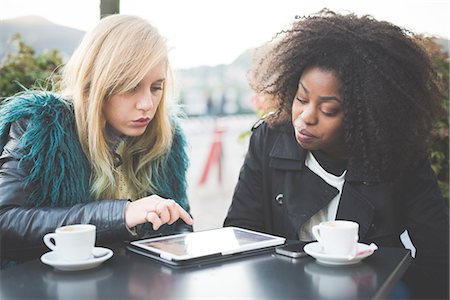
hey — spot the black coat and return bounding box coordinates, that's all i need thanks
[0,92,192,266]
[224,122,449,299]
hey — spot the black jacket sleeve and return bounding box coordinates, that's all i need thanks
[0,120,133,263]
[224,123,267,231]
[399,158,449,299]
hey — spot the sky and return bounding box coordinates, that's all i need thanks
[1,0,449,69]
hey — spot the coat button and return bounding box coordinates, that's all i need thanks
[275,193,283,205]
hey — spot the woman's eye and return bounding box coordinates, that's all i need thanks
[296,97,308,104]
[151,85,163,92]
[322,111,338,117]
[151,80,164,93]
[321,107,340,117]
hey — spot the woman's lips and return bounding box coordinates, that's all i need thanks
[295,128,317,143]
[131,117,151,127]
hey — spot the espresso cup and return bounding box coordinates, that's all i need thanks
[312,220,358,256]
[43,224,96,261]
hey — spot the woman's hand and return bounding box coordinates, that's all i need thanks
[125,195,194,230]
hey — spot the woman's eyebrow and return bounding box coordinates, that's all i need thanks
[319,95,342,103]
[300,81,342,103]
[299,81,309,93]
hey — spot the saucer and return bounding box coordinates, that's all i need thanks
[41,247,113,271]
[304,242,374,266]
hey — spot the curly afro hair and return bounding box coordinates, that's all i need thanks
[249,9,443,181]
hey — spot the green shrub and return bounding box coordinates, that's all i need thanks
[0,33,63,101]
[421,37,450,201]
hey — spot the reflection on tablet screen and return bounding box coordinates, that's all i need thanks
[142,228,275,256]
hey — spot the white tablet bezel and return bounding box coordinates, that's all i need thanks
[130,227,286,262]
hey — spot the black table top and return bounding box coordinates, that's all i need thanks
[0,245,411,300]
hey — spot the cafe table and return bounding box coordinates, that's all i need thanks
[0,244,411,300]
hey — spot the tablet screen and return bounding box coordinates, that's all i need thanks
[131,227,285,260]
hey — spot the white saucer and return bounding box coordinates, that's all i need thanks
[41,247,113,271]
[304,242,374,266]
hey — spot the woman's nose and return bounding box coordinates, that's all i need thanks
[136,93,154,111]
[300,106,318,125]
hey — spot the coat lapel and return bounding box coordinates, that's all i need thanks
[337,183,377,240]
[269,127,306,170]
[269,129,339,233]
[267,125,381,240]
[284,170,339,233]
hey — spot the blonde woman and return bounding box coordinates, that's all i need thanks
[0,15,193,267]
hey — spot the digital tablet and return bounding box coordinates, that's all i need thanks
[127,227,286,267]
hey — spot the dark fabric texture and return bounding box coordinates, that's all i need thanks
[224,121,449,299]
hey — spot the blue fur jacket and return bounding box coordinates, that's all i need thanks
[0,91,191,265]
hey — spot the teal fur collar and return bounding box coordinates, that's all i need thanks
[0,92,189,210]
[0,92,91,207]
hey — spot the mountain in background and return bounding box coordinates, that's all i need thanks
[0,15,255,115]
[0,15,85,61]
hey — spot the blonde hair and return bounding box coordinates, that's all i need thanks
[60,15,174,200]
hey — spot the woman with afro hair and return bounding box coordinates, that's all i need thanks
[225,10,448,299]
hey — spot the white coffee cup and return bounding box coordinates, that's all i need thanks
[43,224,96,261]
[312,220,359,256]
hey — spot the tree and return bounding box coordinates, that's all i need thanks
[100,0,120,18]
[0,33,63,101]
[418,36,450,201]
